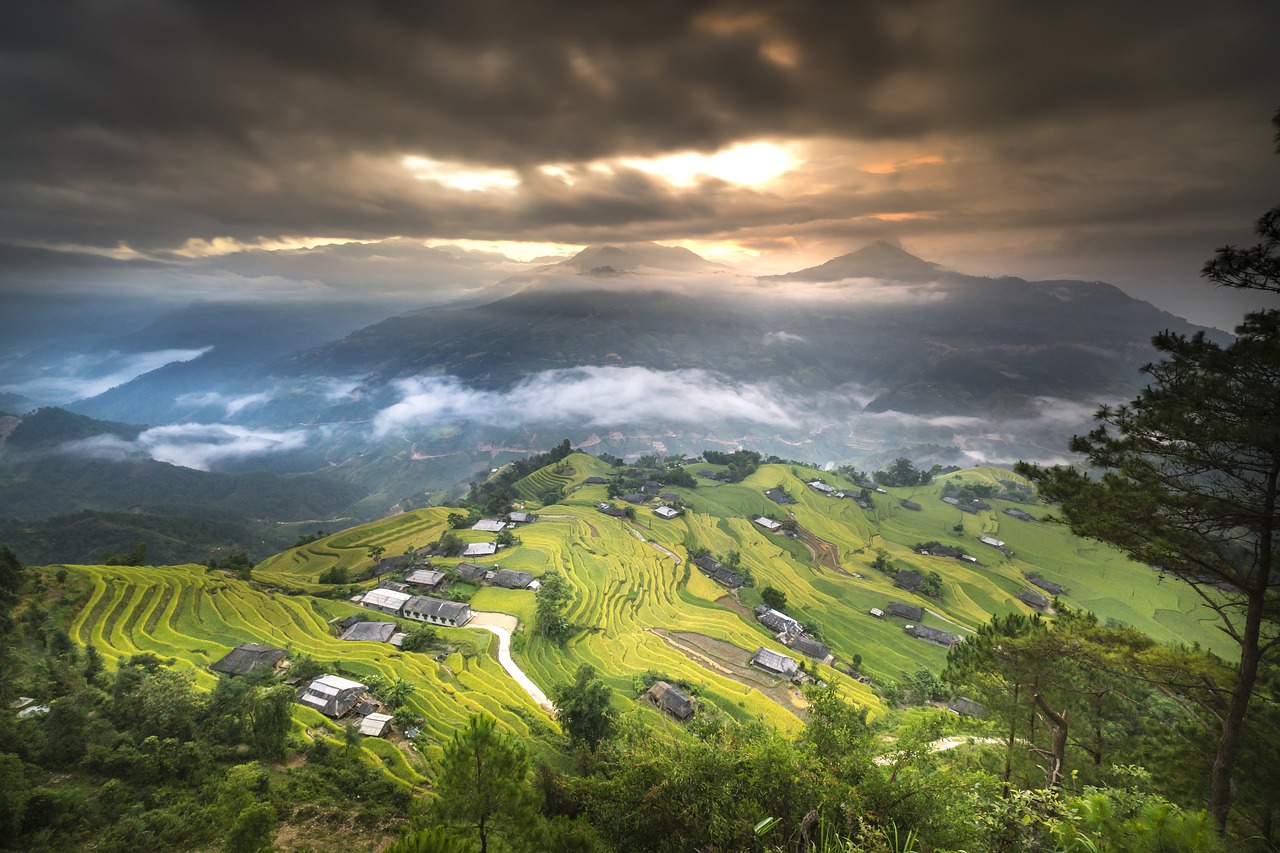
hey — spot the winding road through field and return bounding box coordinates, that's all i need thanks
[469,611,554,713]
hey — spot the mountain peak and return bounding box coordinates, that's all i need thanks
[767,241,949,283]
[549,242,727,275]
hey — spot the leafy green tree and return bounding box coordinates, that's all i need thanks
[223,802,276,853]
[247,684,294,761]
[536,571,573,642]
[384,827,473,853]
[552,664,617,750]
[0,545,23,612]
[433,714,537,853]
[367,544,386,563]
[1019,310,1280,826]
[400,625,439,653]
[0,752,26,843]
[760,585,787,611]
[381,677,416,709]
[1021,107,1280,832]
[317,565,349,584]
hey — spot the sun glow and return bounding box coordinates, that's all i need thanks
[620,141,797,187]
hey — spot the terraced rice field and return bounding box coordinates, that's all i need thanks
[60,457,1229,781]
[65,562,554,778]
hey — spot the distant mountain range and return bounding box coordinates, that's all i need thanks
[1,241,1230,555]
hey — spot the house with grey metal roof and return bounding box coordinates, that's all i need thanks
[492,569,534,589]
[403,595,474,627]
[905,624,962,647]
[1028,576,1064,596]
[790,636,832,664]
[754,606,803,637]
[888,602,924,621]
[455,562,489,582]
[1019,588,1052,610]
[462,542,499,558]
[210,643,286,677]
[360,587,412,616]
[646,681,696,720]
[405,568,446,590]
[297,675,367,718]
[749,647,799,677]
[341,621,397,643]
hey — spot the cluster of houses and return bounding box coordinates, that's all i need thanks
[804,480,872,509]
[693,555,745,589]
[751,604,833,670]
[871,602,964,648]
[208,643,394,735]
[941,495,991,514]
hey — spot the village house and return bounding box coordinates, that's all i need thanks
[922,544,962,558]
[753,516,782,532]
[1004,507,1038,522]
[359,712,394,737]
[360,587,412,617]
[659,492,679,501]
[210,643,286,677]
[979,535,1006,549]
[405,568,447,591]
[297,675,367,718]
[597,503,630,518]
[764,488,795,505]
[653,505,680,519]
[750,647,799,677]
[755,605,803,637]
[895,570,924,591]
[949,697,984,718]
[694,555,722,573]
[472,518,507,533]
[378,580,411,593]
[1019,588,1052,610]
[621,493,648,504]
[462,542,499,558]
[1028,575,1065,595]
[646,681,696,720]
[807,480,837,495]
[492,569,535,589]
[583,476,609,485]
[403,595,474,627]
[371,555,411,577]
[790,635,832,664]
[869,607,886,618]
[905,624,962,647]
[899,499,922,511]
[508,511,538,524]
[455,562,490,583]
[888,602,924,621]
[341,621,397,643]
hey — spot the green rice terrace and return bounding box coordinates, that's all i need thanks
[58,453,1228,763]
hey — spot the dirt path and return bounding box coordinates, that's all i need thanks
[875,736,1003,764]
[649,629,807,717]
[925,608,977,634]
[626,524,681,564]
[796,525,857,576]
[469,611,553,713]
[715,594,754,620]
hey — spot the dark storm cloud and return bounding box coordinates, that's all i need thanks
[0,0,1276,312]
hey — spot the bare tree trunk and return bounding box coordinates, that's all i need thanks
[1032,692,1068,788]
[1208,587,1265,833]
[1003,683,1019,796]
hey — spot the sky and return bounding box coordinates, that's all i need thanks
[2,0,1278,330]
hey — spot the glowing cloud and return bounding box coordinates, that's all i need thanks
[402,155,521,192]
[620,141,797,187]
